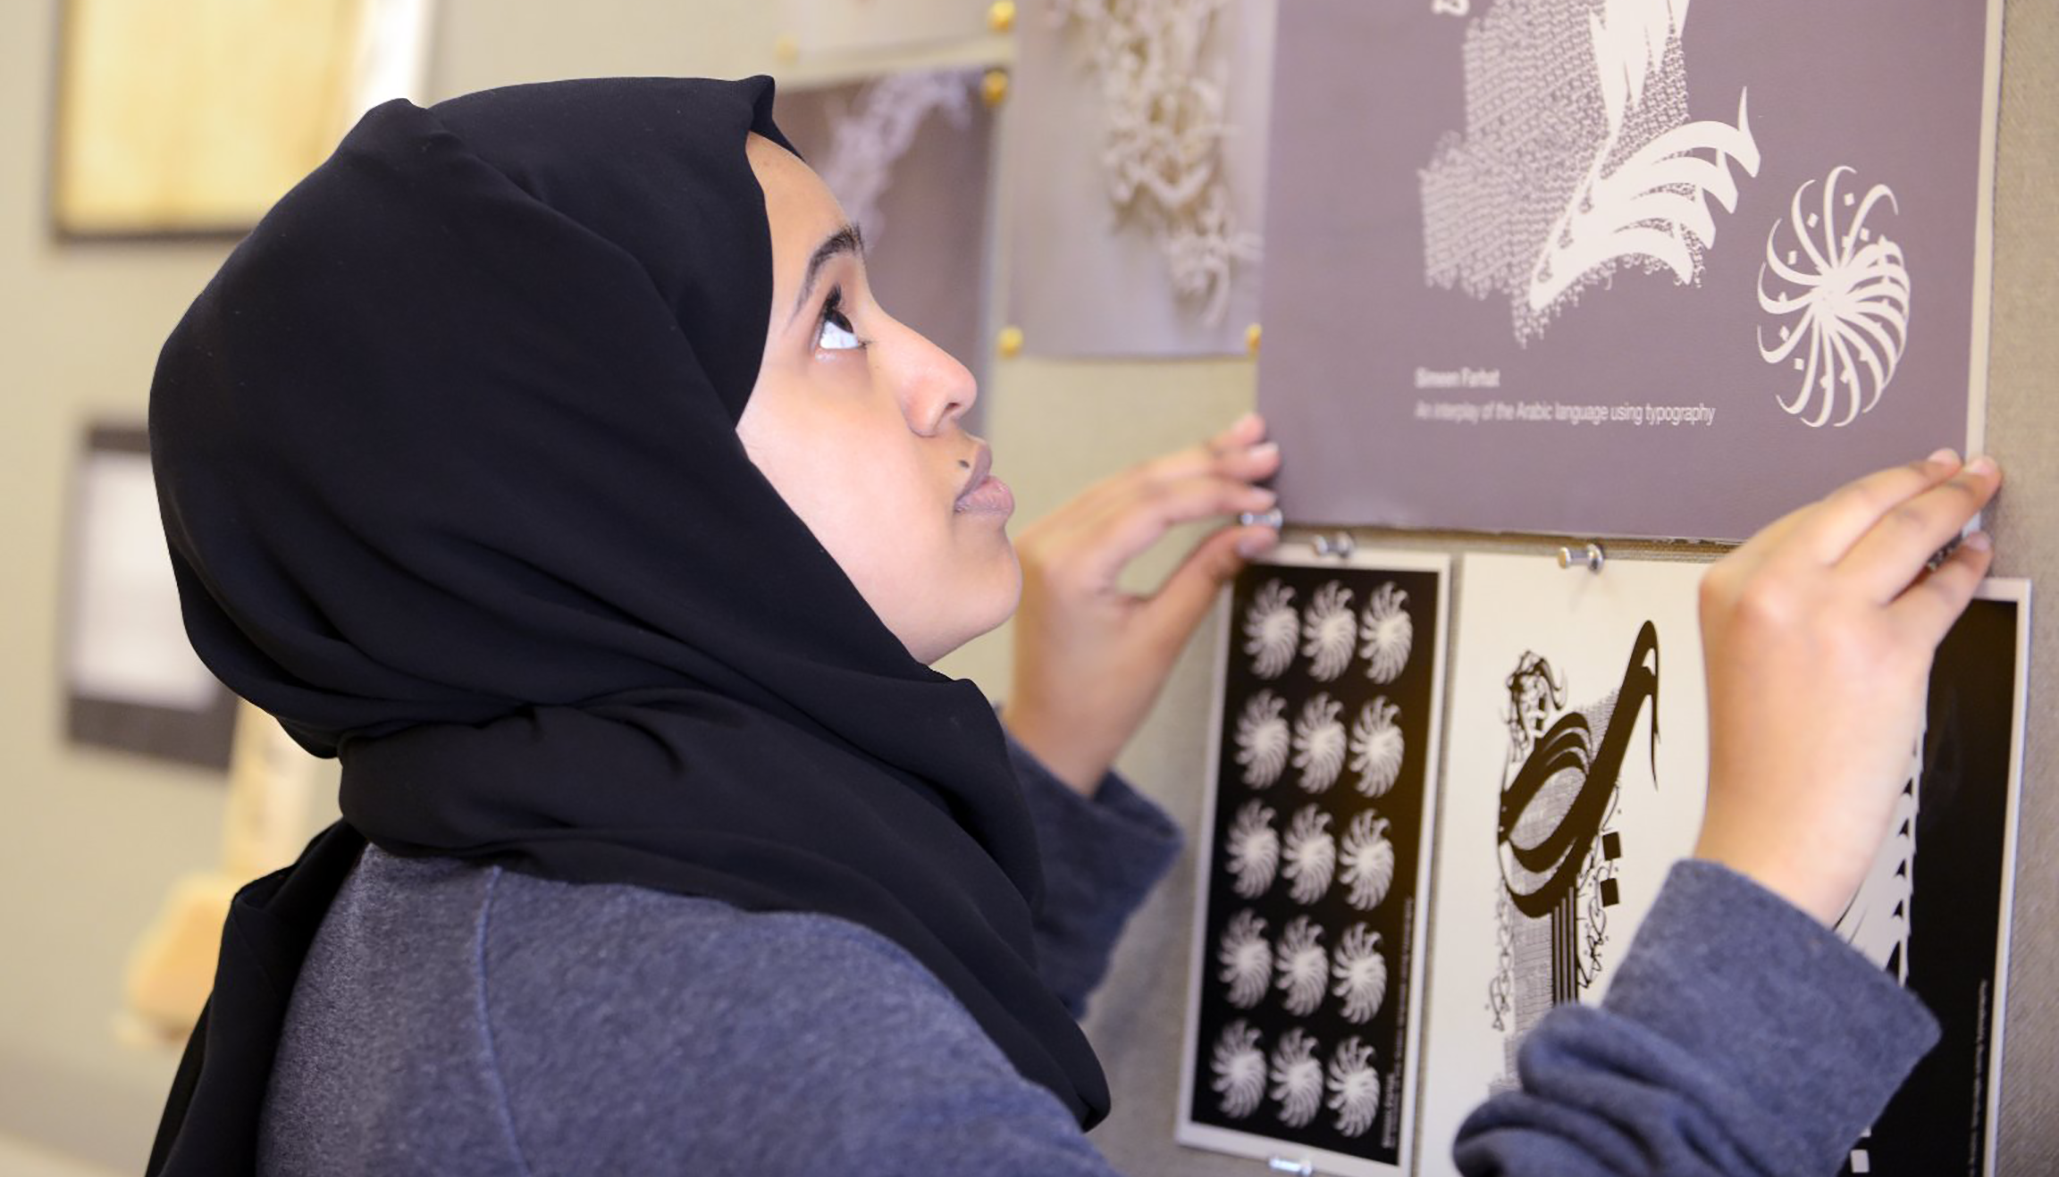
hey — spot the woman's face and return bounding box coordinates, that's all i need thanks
[738,133,1019,665]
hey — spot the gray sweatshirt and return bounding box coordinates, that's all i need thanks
[259,742,1936,1176]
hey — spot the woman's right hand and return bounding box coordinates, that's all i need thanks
[1693,450,2001,925]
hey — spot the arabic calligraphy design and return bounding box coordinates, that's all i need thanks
[1487,624,1660,1081]
[1421,0,1760,343]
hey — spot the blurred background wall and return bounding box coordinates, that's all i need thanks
[0,1,2052,1174]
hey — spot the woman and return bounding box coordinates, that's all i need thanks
[145,77,1999,1176]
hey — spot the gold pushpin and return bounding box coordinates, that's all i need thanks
[773,34,799,63]
[988,0,1017,33]
[1246,323,1262,356]
[981,69,1010,108]
[996,325,1024,358]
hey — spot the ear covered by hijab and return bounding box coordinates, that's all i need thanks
[145,76,1109,1175]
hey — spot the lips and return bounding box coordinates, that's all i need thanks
[954,445,1014,517]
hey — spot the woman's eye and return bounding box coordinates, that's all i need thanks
[816,290,865,352]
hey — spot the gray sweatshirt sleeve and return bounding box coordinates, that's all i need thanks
[1453,859,1940,1177]
[1005,735,1185,1017]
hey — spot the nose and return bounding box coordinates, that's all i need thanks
[885,315,978,436]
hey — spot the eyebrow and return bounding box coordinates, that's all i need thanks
[787,223,866,327]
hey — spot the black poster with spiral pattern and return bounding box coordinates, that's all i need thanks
[1179,551,1448,1175]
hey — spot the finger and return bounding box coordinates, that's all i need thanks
[1790,449,1965,564]
[1052,414,1275,526]
[1065,474,1279,586]
[1048,440,1242,529]
[1142,425,1278,489]
[1839,457,2001,601]
[1028,421,1277,556]
[1889,532,1994,645]
[1205,410,1268,456]
[1142,525,1275,653]
[1127,439,1280,499]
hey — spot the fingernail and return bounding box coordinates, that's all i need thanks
[1243,486,1279,508]
[1928,447,1960,466]
[1968,454,1998,476]
[1237,529,1281,558]
[1964,531,1993,552]
[1248,441,1280,462]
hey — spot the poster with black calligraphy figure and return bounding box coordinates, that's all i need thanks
[1415,553,1710,1177]
[1416,559,2027,1176]
[1177,549,1449,1177]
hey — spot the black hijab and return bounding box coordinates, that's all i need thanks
[145,76,1109,1175]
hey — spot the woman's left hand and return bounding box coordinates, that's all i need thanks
[1002,412,1283,795]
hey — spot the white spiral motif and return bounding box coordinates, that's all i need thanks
[1291,694,1348,793]
[1341,811,1397,911]
[1282,807,1337,907]
[1349,697,1406,797]
[1326,1036,1382,1138]
[1332,923,1390,1024]
[1234,690,1290,789]
[1211,1019,1267,1119]
[1243,580,1299,679]
[1269,1027,1324,1128]
[1359,583,1414,684]
[1758,167,1911,429]
[1275,915,1329,1017]
[1300,581,1357,681]
[1217,909,1273,1009]
[1224,800,1279,899]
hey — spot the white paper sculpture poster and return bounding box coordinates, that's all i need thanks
[1003,0,1275,357]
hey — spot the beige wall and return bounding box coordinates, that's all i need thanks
[0,2,2052,1173]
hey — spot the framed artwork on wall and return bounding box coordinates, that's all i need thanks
[50,0,434,238]
[62,424,235,770]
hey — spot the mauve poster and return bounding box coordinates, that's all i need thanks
[1256,0,2002,541]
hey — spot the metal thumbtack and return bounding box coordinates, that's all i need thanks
[1312,532,1356,558]
[1237,507,1284,530]
[1268,1158,1315,1176]
[1556,542,1606,573]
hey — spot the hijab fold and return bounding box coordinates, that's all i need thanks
[146,76,1108,1176]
